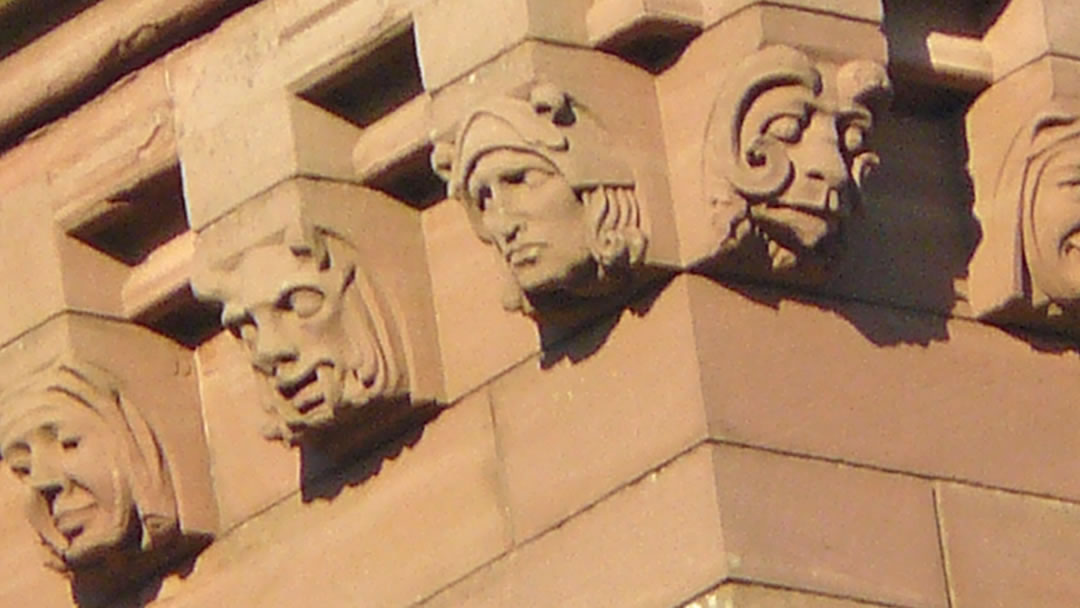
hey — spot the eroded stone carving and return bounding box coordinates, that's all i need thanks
[703,45,889,280]
[432,82,647,323]
[0,358,178,584]
[968,102,1080,321]
[193,220,409,445]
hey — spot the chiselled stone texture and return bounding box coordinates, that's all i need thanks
[0,0,1078,607]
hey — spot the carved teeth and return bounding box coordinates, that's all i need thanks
[827,190,841,213]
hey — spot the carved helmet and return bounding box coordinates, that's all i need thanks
[432,82,635,222]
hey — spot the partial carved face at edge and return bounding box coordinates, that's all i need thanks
[465,149,596,294]
[0,398,135,568]
[1027,144,1080,307]
[216,240,393,441]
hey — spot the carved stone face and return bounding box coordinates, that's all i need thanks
[466,149,594,294]
[705,46,888,277]
[740,82,870,259]
[217,241,394,439]
[0,399,134,567]
[1026,145,1080,305]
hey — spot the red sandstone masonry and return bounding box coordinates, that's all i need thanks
[487,276,707,543]
[153,391,511,608]
[937,482,1080,607]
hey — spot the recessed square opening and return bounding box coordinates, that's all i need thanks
[135,285,223,349]
[299,25,424,128]
[364,144,446,210]
[68,165,189,266]
[600,21,701,75]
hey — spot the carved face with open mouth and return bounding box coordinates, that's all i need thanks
[216,236,398,442]
[0,398,134,567]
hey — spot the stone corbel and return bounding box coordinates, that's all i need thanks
[0,315,216,606]
[658,1,890,283]
[191,178,442,449]
[426,42,679,328]
[965,0,1080,330]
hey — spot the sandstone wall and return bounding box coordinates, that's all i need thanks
[0,1,1074,607]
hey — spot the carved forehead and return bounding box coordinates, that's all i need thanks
[212,245,327,312]
[466,149,561,189]
[0,394,102,449]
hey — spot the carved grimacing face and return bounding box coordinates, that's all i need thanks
[466,149,595,293]
[0,399,134,567]
[220,244,360,434]
[1027,145,1080,305]
[741,82,871,254]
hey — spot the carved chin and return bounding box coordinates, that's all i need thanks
[749,205,840,251]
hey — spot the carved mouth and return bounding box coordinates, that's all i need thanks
[53,506,94,542]
[750,205,839,250]
[505,243,545,268]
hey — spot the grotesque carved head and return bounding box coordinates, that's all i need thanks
[432,82,647,319]
[193,222,407,444]
[0,359,177,574]
[969,102,1080,319]
[704,45,890,279]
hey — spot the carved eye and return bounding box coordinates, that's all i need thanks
[843,124,867,154]
[764,114,805,143]
[8,462,29,478]
[474,185,493,212]
[61,437,80,452]
[284,287,325,319]
[502,170,527,185]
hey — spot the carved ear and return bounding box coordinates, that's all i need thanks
[430,140,455,183]
[838,60,891,108]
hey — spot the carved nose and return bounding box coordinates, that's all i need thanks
[250,320,298,375]
[484,209,524,246]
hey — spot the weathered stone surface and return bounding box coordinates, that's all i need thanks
[688,274,1080,504]
[488,276,706,542]
[154,391,511,608]
[422,445,727,608]
[712,444,948,607]
[938,482,1080,607]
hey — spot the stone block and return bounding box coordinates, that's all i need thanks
[422,199,539,402]
[687,275,1080,504]
[488,276,707,542]
[422,445,727,608]
[195,332,299,532]
[712,444,948,607]
[586,0,704,48]
[702,0,883,27]
[984,0,1080,83]
[413,0,591,91]
[937,482,1080,607]
[154,391,511,608]
[178,93,363,231]
[684,583,896,607]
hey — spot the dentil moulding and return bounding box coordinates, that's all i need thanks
[192,177,442,448]
[0,315,215,605]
